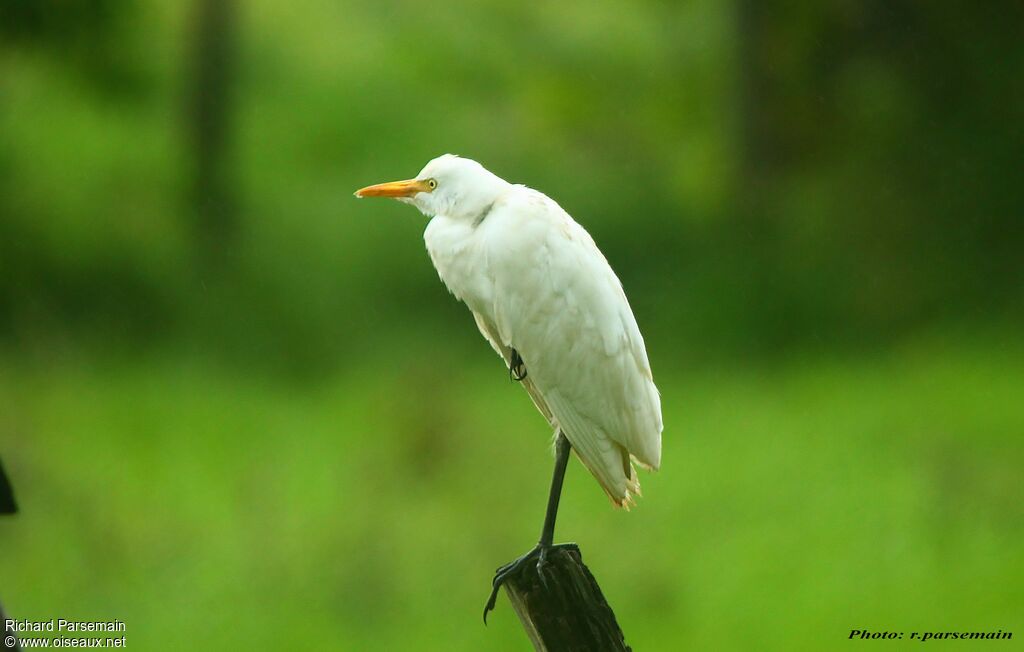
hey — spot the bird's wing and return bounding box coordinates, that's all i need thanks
[476,308,637,503]
[480,190,662,505]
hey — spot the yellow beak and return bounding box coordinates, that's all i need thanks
[354,178,432,198]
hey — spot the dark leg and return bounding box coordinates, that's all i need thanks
[483,432,576,622]
[538,432,570,548]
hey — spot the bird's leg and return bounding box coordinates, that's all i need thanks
[483,432,576,623]
[509,348,528,381]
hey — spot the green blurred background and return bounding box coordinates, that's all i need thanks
[1,0,1022,649]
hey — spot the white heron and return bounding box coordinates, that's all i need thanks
[355,154,662,620]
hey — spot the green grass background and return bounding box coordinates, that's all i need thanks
[1,0,1022,648]
[4,330,1021,650]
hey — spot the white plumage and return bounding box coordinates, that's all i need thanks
[357,154,662,506]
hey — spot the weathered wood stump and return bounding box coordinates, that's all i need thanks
[503,544,631,652]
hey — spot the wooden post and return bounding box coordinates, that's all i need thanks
[502,544,631,652]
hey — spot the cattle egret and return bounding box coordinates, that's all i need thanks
[355,154,662,620]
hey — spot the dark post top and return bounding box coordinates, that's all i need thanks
[503,544,631,652]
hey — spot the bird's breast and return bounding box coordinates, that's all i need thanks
[423,215,495,314]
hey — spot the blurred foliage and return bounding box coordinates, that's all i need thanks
[2,337,1022,649]
[1,0,1022,649]
[0,0,1019,374]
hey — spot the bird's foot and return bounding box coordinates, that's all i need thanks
[509,348,528,382]
[482,542,578,623]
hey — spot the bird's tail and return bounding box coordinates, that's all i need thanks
[569,442,640,509]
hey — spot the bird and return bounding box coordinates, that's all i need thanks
[355,154,662,621]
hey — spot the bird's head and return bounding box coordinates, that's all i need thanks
[355,154,510,221]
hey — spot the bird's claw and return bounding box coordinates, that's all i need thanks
[509,348,528,382]
[482,542,579,624]
[483,545,540,623]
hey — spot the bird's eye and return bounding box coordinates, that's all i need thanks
[427,179,438,190]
